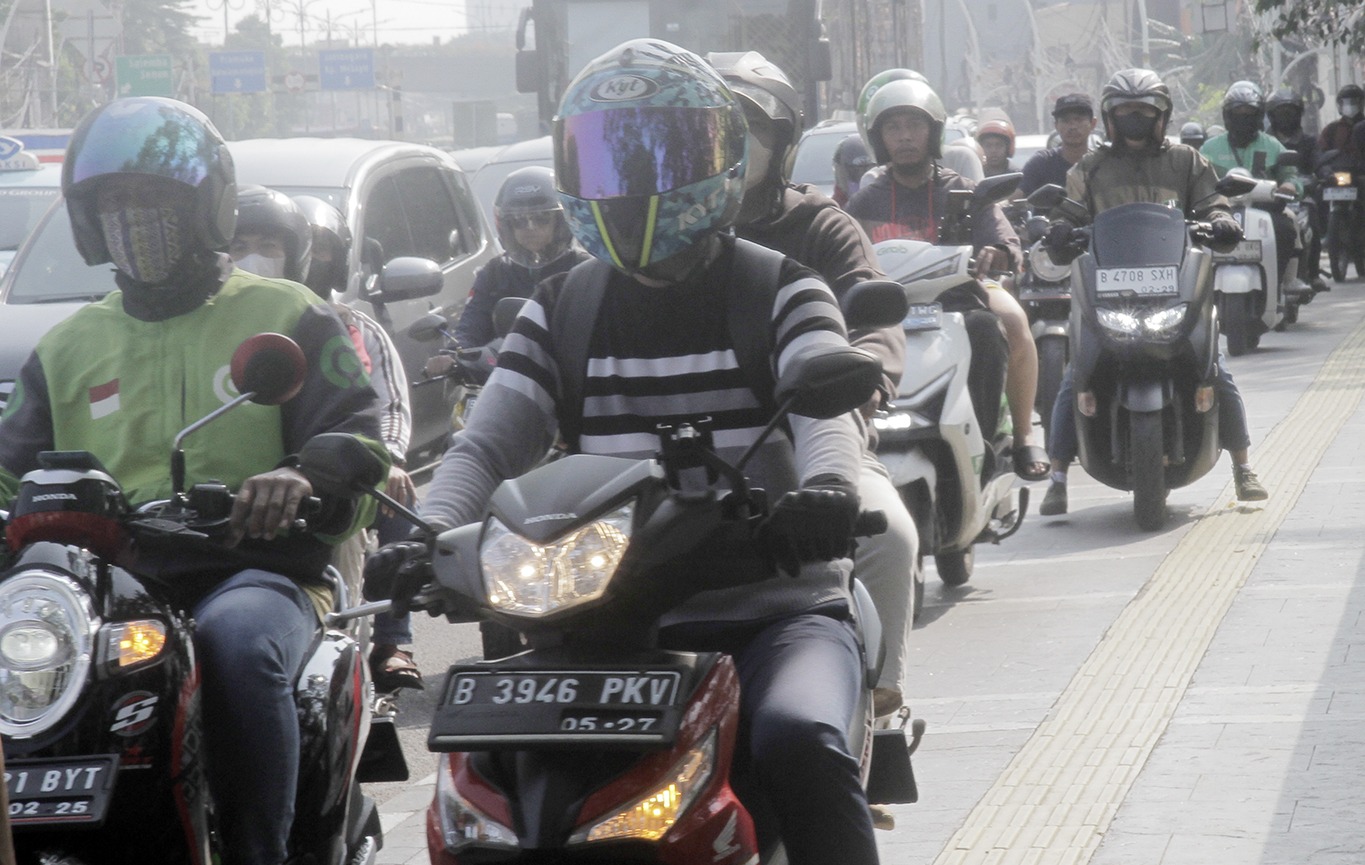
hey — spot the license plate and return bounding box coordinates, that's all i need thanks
[1213,239,1262,263]
[1324,186,1358,201]
[1095,265,1179,297]
[902,302,942,332]
[5,755,118,826]
[430,667,688,751]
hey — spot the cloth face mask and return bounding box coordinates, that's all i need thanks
[99,206,185,285]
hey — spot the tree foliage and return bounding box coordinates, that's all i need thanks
[1254,0,1365,54]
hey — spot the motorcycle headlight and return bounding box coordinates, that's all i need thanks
[1143,303,1188,335]
[0,571,96,738]
[1336,172,1352,186]
[480,504,633,616]
[1096,307,1143,336]
[1028,241,1071,282]
[904,250,967,283]
[569,726,717,844]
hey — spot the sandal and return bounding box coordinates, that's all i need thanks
[1012,444,1050,481]
[370,644,425,691]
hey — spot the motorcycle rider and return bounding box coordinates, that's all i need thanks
[1038,69,1268,515]
[1180,121,1207,150]
[1019,94,1096,195]
[379,40,879,864]
[977,116,1017,177]
[1266,90,1328,292]
[1200,81,1302,289]
[710,49,917,720]
[1318,83,1363,155]
[846,76,1050,481]
[833,133,875,207]
[0,98,387,865]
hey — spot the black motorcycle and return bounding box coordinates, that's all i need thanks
[0,335,406,864]
[1316,148,1365,282]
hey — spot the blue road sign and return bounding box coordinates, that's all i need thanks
[319,49,375,91]
[209,51,267,94]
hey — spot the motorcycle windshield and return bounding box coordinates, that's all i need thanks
[1091,203,1187,269]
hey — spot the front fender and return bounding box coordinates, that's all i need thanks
[1214,264,1261,295]
[1117,379,1169,413]
[875,447,937,492]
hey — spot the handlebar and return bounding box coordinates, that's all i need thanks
[855,509,888,538]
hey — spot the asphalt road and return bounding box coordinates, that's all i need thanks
[365,276,1365,865]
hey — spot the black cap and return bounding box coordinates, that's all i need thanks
[1053,93,1094,117]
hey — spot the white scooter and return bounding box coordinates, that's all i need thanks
[870,174,1027,588]
[1213,160,1309,355]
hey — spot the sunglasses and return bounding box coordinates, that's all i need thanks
[508,213,556,230]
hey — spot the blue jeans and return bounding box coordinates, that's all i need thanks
[1048,352,1251,464]
[192,569,316,865]
[659,611,878,865]
[372,499,416,645]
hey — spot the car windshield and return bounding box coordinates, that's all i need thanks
[0,187,60,250]
[791,131,844,188]
[3,199,119,304]
[266,186,347,210]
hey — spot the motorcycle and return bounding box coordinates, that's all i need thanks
[1033,178,1252,529]
[333,284,923,864]
[0,334,407,864]
[1013,197,1075,443]
[1317,148,1365,282]
[871,172,1029,588]
[408,308,507,432]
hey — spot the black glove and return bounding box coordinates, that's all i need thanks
[363,541,432,614]
[1209,217,1244,253]
[764,478,860,577]
[1043,221,1088,265]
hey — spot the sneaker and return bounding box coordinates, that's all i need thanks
[1312,277,1331,293]
[873,687,904,718]
[1234,465,1268,502]
[1039,482,1068,515]
[870,804,896,830]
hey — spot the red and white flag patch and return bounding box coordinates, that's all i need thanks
[89,379,120,419]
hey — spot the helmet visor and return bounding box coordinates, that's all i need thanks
[68,101,220,189]
[554,105,745,200]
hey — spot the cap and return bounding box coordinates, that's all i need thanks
[1053,93,1094,117]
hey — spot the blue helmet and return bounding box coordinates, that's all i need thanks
[553,39,748,274]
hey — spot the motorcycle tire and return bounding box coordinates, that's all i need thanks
[1328,209,1350,282]
[936,547,973,587]
[1035,336,1067,445]
[913,550,926,622]
[1223,293,1252,357]
[1284,302,1299,325]
[1130,410,1168,531]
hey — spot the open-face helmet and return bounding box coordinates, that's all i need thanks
[861,78,947,163]
[977,117,1016,157]
[855,69,930,148]
[293,194,351,296]
[493,166,574,268]
[233,185,312,282]
[1179,121,1206,149]
[833,133,875,198]
[553,39,747,277]
[1337,84,1363,118]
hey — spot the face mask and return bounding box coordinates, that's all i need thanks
[99,206,184,285]
[234,253,286,279]
[1342,99,1362,118]
[1226,113,1261,145]
[1113,111,1158,143]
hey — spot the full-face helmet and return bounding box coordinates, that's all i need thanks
[833,133,875,198]
[1099,68,1173,148]
[293,195,352,297]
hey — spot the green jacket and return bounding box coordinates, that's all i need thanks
[1200,132,1302,195]
[0,269,389,587]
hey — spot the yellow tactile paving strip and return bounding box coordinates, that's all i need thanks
[931,316,1365,865]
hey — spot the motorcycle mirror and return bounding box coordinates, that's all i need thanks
[841,280,909,330]
[230,333,307,405]
[376,257,444,303]
[298,433,388,498]
[408,312,449,342]
[1027,183,1067,209]
[1274,149,1300,169]
[774,345,882,420]
[973,172,1022,207]
[492,296,528,339]
[1215,174,1259,198]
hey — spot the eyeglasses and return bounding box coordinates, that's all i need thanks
[508,213,556,230]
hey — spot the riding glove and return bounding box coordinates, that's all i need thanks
[1209,217,1244,253]
[765,476,860,577]
[363,540,432,614]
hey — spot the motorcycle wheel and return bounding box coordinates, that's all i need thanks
[1284,301,1299,325]
[1035,336,1067,445]
[1130,410,1168,531]
[936,547,973,587]
[1223,293,1251,357]
[1328,209,1350,282]
[913,550,926,622]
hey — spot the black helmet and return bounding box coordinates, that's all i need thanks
[707,51,803,186]
[62,97,236,268]
[493,166,574,268]
[233,185,313,283]
[1337,84,1364,118]
[293,195,351,297]
[833,133,875,196]
[1266,90,1304,133]
[1179,121,1206,149]
[1100,69,1172,147]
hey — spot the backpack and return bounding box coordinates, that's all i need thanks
[549,239,786,452]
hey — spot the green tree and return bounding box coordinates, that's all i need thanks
[1255,0,1365,54]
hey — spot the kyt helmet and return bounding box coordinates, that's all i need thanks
[1179,121,1207,149]
[855,69,930,148]
[977,117,1016,157]
[553,39,747,276]
[233,185,312,282]
[708,51,802,187]
[293,195,351,297]
[861,78,948,163]
[833,133,875,197]
[1100,68,1173,147]
[493,166,574,268]
[63,97,237,270]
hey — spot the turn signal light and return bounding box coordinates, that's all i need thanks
[105,620,167,670]
[1078,391,1097,417]
[1194,386,1215,413]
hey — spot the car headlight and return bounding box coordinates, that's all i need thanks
[480,504,633,616]
[436,755,518,851]
[569,726,717,844]
[0,571,96,738]
[1028,241,1071,282]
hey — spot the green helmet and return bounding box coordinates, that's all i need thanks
[855,69,930,149]
[861,78,947,164]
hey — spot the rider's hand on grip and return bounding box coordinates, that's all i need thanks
[1209,217,1244,253]
[363,541,432,614]
[763,479,859,577]
[1044,221,1088,265]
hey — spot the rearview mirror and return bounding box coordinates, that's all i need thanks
[973,173,1021,208]
[298,433,389,498]
[1275,149,1299,169]
[1215,174,1258,198]
[230,333,307,405]
[1027,183,1067,210]
[376,257,444,303]
[841,280,909,330]
[775,345,882,420]
[492,296,528,339]
[408,312,449,342]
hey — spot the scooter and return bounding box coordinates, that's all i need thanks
[871,173,1028,588]
[1036,177,1251,529]
[1317,149,1365,282]
[1018,208,1073,443]
[0,335,407,864]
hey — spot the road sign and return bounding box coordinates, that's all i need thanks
[115,54,174,98]
[319,49,375,91]
[55,0,121,56]
[284,71,307,93]
[209,51,267,94]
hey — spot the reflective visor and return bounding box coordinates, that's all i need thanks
[554,105,745,200]
[67,100,220,189]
